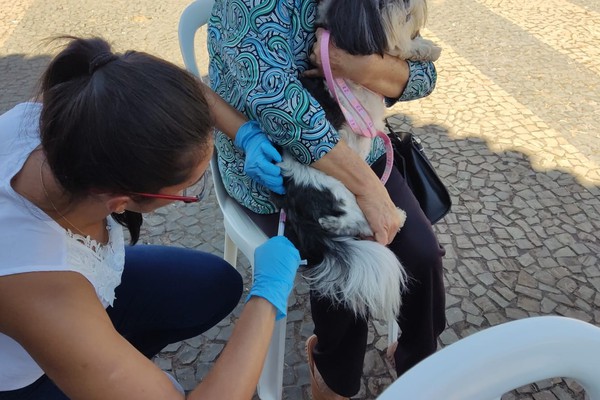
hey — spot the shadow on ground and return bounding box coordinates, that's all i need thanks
[389,112,597,400]
[148,112,598,399]
[0,54,50,113]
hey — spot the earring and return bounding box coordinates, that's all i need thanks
[115,210,126,215]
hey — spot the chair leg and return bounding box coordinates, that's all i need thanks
[222,230,284,399]
[223,232,238,268]
[257,316,286,400]
[388,318,399,347]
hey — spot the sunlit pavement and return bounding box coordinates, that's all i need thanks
[2,0,599,398]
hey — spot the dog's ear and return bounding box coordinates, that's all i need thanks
[324,0,387,56]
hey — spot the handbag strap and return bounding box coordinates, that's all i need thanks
[320,30,394,184]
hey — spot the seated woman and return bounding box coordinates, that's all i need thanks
[0,36,299,400]
[208,1,446,398]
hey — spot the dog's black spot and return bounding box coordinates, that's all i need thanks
[272,179,346,266]
[299,76,345,130]
[322,0,387,56]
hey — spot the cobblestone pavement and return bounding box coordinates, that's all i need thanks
[2,0,599,399]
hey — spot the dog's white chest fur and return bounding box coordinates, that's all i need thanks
[333,82,386,160]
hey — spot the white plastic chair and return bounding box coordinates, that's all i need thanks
[178,2,286,399]
[178,1,401,398]
[377,316,600,400]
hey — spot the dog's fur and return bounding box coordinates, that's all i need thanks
[273,0,440,321]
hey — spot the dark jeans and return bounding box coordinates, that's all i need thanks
[247,156,447,397]
[0,245,243,399]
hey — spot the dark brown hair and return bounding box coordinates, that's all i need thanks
[38,37,213,243]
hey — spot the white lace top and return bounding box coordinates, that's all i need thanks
[62,226,125,308]
[0,102,126,390]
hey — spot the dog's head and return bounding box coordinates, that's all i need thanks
[317,0,428,56]
[382,0,429,55]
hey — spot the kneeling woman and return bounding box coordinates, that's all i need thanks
[0,37,299,400]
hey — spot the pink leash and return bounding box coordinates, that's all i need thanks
[320,30,394,184]
[277,31,394,242]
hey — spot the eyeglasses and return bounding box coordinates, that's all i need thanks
[131,173,208,204]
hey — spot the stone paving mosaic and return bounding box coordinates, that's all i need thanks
[1,0,599,399]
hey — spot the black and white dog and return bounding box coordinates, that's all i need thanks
[274,0,440,321]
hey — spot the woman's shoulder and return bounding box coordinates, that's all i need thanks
[0,207,67,277]
[0,102,42,174]
[0,102,41,131]
[0,214,125,307]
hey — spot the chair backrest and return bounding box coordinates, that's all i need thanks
[377,316,600,400]
[178,0,268,266]
[178,0,215,78]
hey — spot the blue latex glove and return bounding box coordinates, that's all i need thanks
[234,121,286,194]
[247,236,301,320]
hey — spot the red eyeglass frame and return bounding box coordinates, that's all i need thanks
[128,171,208,204]
[129,192,201,204]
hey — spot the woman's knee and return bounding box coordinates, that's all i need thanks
[143,247,244,313]
[193,253,244,307]
[215,262,244,305]
[392,235,444,281]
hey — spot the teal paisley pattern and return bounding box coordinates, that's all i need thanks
[208,0,437,214]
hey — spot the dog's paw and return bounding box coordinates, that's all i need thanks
[396,207,407,232]
[409,37,441,61]
[430,45,442,61]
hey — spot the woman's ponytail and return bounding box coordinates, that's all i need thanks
[36,36,212,244]
[40,36,115,92]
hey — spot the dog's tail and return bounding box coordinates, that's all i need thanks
[304,237,408,321]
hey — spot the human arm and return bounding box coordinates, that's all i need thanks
[199,82,247,140]
[302,37,407,243]
[188,297,276,400]
[207,5,401,243]
[312,141,401,244]
[303,28,436,101]
[0,272,183,400]
[0,237,299,400]
[199,82,285,194]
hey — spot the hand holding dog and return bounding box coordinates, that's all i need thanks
[356,180,403,245]
[234,121,286,194]
[304,28,410,99]
[304,28,367,82]
[304,27,387,87]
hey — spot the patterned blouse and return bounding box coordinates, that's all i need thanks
[208,0,437,214]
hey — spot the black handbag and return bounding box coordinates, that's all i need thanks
[385,120,452,224]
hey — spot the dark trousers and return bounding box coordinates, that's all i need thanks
[0,245,243,399]
[247,156,447,397]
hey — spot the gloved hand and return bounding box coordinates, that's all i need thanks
[247,236,301,320]
[234,121,286,195]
